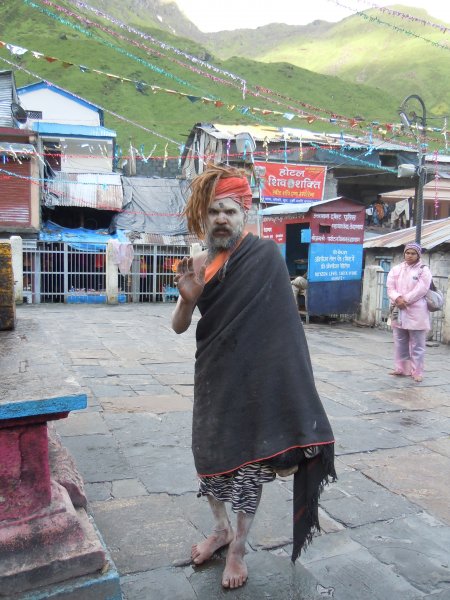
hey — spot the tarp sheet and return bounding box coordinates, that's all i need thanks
[112,177,189,235]
[39,220,128,251]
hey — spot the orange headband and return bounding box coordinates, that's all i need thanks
[214,176,253,211]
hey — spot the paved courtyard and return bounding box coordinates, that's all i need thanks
[15,304,450,599]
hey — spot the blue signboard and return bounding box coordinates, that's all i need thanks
[276,243,286,258]
[308,243,363,282]
[301,229,311,243]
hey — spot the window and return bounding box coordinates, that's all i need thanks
[26,110,42,120]
[379,154,397,168]
[376,257,392,271]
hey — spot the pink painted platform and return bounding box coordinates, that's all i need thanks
[0,317,120,598]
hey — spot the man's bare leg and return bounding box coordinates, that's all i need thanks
[192,495,234,565]
[222,486,262,589]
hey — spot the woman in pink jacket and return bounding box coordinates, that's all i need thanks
[386,242,431,382]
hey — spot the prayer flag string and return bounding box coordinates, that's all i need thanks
[2,38,447,145]
[14,0,450,140]
[332,0,450,34]
[331,0,450,51]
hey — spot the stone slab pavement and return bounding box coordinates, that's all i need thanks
[14,304,450,600]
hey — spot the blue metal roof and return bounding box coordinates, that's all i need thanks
[18,82,102,113]
[259,198,337,215]
[31,122,116,138]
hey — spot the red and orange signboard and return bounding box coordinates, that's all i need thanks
[255,161,326,204]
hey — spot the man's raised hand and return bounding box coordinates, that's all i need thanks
[174,257,206,305]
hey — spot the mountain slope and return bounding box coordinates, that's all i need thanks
[196,5,449,117]
[0,0,435,154]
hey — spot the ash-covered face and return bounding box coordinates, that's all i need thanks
[205,197,246,255]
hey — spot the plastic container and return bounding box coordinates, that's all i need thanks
[66,293,126,304]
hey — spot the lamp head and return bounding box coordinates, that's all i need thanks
[398,110,411,129]
[398,164,417,178]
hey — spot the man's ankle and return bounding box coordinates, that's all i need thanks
[229,539,246,554]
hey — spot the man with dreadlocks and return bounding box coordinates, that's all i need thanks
[172,164,335,590]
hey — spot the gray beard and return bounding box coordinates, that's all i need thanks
[206,228,243,260]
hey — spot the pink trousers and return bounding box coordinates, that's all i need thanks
[392,327,427,377]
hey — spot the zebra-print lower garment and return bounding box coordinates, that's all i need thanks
[198,462,276,514]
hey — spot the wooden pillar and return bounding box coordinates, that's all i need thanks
[0,242,16,330]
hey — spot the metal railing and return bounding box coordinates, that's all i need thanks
[375,270,447,342]
[23,241,107,304]
[118,244,189,303]
[22,241,191,304]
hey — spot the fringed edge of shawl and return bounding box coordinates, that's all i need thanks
[291,443,337,563]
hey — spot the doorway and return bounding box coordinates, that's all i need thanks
[286,223,309,277]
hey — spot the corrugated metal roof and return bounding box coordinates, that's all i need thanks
[363,218,450,250]
[380,178,450,203]
[31,122,116,138]
[206,124,337,144]
[44,172,123,211]
[0,142,35,157]
[0,71,15,128]
[128,232,200,246]
[327,135,414,152]
[202,123,418,154]
[432,155,450,163]
[18,82,102,114]
[259,198,340,216]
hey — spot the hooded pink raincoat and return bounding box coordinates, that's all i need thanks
[386,260,431,330]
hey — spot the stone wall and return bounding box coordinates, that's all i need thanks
[135,158,183,179]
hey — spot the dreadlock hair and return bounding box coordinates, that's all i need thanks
[184,164,248,238]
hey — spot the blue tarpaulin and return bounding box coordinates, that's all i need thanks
[39,221,128,251]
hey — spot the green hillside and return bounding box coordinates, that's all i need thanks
[205,5,450,118]
[0,0,439,157]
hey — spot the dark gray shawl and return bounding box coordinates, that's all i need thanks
[194,233,335,559]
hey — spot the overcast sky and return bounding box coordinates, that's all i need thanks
[173,0,450,32]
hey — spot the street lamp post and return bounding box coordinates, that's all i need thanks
[398,94,427,244]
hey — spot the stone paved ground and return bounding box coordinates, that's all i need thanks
[18,304,450,600]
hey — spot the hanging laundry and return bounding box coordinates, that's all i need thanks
[111,240,134,275]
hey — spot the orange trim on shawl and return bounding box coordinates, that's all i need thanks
[204,232,248,283]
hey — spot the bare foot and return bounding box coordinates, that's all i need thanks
[191,527,234,565]
[222,542,248,589]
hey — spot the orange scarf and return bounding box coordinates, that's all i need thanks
[204,232,248,283]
